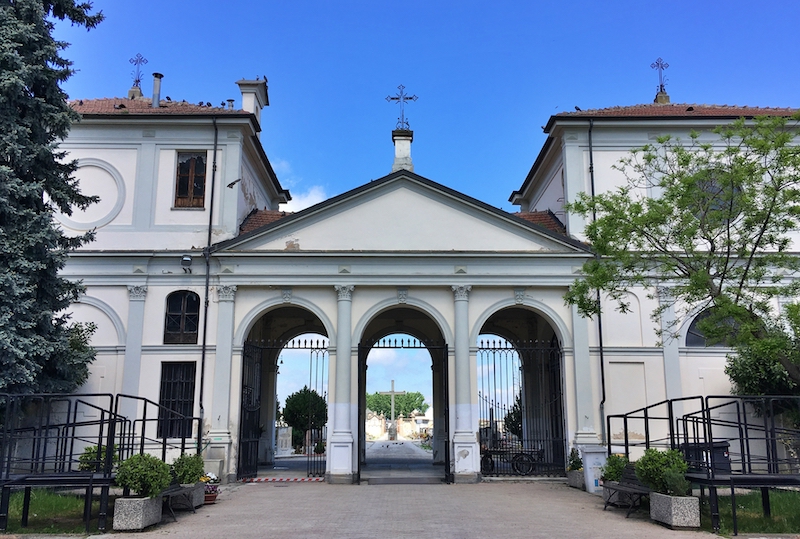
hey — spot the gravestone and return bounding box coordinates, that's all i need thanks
[276,426,293,457]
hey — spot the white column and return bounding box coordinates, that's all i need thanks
[328,285,355,482]
[572,304,599,444]
[121,285,147,420]
[209,285,236,480]
[658,287,683,400]
[452,285,479,481]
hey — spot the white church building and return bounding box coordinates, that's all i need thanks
[59,75,798,483]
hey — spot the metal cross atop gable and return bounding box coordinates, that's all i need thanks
[129,53,148,88]
[651,57,669,93]
[386,85,418,130]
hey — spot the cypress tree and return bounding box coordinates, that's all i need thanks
[0,0,103,393]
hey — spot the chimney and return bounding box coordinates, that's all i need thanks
[236,78,269,132]
[391,129,414,172]
[152,73,163,108]
[227,99,235,110]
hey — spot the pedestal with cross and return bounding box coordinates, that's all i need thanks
[380,380,406,441]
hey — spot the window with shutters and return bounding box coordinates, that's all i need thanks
[175,152,207,208]
[158,362,196,438]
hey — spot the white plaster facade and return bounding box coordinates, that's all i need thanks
[61,84,798,483]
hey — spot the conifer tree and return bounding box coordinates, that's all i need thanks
[0,0,103,393]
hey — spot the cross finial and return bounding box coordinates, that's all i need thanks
[651,57,669,93]
[129,53,148,88]
[386,85,418,130]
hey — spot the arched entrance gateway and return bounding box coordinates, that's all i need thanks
[238,306,330,480]
[477,307,566,477]
[356,307,450,483]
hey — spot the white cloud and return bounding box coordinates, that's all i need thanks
[280,185,328,212]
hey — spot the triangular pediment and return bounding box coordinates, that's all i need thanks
[217,172,589,254]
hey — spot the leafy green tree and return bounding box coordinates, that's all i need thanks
[283,386,327,447]
[503,393,522,439]
[365,391,429,418]
[0,0,102,393]
[565,116,800,385]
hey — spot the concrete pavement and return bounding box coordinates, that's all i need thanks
[104,480,716,539]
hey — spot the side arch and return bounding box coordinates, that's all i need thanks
[234,295,336,347]
[352,295,454,345]
[75,295,126,344]
[470,297,571,347]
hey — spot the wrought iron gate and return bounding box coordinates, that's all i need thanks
[238,339,329,480]
[357,339,450,483]
[478,339,565,477]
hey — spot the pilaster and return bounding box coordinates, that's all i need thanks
[452,285,479,481]
[327,285,356,483]
[658,287,683,400]
[572,304,599,444]
[121,285,147,420]
[209,285,236,481]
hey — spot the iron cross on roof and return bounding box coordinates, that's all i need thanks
[129,53,148,88]
[651,57,669,93]
[386,84,418,130]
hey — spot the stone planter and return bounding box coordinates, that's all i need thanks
[567,470,585,490]
[113,496,163,531]
[649,492,700,529]
[183,483,205,508]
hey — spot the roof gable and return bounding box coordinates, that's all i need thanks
[216,171,588,254]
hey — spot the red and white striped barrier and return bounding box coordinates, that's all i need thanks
[241,477,325,483]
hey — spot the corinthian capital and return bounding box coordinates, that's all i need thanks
[451,285,472,301]
[335,285,354,301]
[127,285,147,301]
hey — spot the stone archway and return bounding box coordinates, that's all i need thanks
[477,307,566,477]
[356,306,450,483]
[238,306,329,479]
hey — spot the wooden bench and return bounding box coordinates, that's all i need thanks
[602,463,650,517]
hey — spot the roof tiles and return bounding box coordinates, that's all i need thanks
[555,103,800,119]
[70,97,247,116]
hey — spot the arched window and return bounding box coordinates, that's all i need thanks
[685,309,733,348]
[164,291,200,344]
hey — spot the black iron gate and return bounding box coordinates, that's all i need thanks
[238,342,262,479]
[238,339,329,480]
[357,339,450,483]
[478,339,565,477]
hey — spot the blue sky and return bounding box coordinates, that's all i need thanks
[54,0,800,213]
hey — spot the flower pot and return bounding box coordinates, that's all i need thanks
[113,496,163,531]
[567,470,585,490]
[204,492,218,505]
[649,492,700,529]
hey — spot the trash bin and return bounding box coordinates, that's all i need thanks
[680,441,731,474]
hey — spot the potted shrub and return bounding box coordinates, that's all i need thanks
[635,448,699,529]
[113,453,171,531]
[600,454,629,505]
[566,448,585,490]
[171,453,205,508]
[77,444,119,472]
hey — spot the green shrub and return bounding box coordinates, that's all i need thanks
[115,453,171,498]
[77,444,119,472]
[663,467,691,496]
[635,448,689,495]
[567,448,583,471]
[171,453,204,484]
[601,454,628,481]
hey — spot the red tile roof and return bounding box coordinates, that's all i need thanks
[514,211,567,235]
[239,210,290,234]
[554,103,800,120]
[70,97,249,116]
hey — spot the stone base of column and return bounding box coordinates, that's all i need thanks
[574,430,600,445]
[325,472,358,484]
[206,430,233,483]
[452,432,479,477]
[327,431,354,478]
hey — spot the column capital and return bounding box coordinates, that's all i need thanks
[451,285,472,301]
[218,285,237,301]
[127,285,147,301]
[335,285,354,301]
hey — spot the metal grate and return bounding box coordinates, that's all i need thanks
[158,362,196,438]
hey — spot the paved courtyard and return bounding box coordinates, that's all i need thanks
[104,479,717,539]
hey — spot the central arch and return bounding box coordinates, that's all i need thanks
[356,306,450,483]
